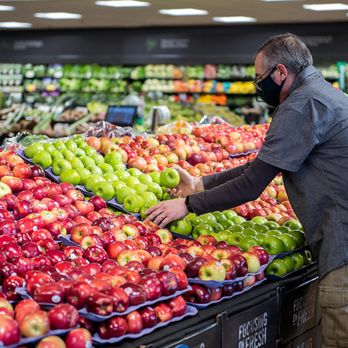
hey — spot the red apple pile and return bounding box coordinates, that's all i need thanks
[0,297,78,346]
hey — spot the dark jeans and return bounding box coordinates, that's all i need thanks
[319,265,348,347]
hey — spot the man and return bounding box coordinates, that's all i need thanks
[146,33,348,347]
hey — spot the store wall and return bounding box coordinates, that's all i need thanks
[0,22,347,65]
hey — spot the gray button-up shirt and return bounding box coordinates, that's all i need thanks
[258,65,348,278]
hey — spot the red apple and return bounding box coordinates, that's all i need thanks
[154,303,173,322]
[19,309,50,337]
[48,303,79,330]
[65,328,92,348]
[168,295,187,316]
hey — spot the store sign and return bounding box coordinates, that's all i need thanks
[222,296,278,348]
[280,278,320,343]
[13,40,43,50]
[160,38,190,50]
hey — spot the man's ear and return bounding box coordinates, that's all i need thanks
[276,64,288,81]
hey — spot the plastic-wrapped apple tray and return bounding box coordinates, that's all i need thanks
[17,149,140,218]
[229,149,259,159]
[266,261,316,281]
[5,328,75,348]
[16,285,193,322]
[188,278,267,309]
[92,305,198,345]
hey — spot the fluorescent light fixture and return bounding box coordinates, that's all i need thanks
[0,5,14,11]
[96,1,150,7]
[303,3,348,11]
[260,0,301,2]
[0,21,32,28]
[213,16,257,23]
[159,8,208,16]
[34,12,82,19]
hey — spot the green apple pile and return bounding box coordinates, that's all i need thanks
[170,211,306,255]
[266,249,313,277]
[24,138,181,214]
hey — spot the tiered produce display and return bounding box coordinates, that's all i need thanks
[0,119,314,347]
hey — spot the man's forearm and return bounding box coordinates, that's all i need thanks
[189,158,280,215]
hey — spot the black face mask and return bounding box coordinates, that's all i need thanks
[256,73,285,108]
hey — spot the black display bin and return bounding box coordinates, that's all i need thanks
[283,323,322,348]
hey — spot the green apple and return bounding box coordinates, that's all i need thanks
[127,168,142,177]
[221,220,234,229]
[84,147,97,157]
[147,183,163,200]
[253,224,269,234]
[116,170,130,181]
[302,250,313,264]
[25,143,45,158]
[251,216,268,224]
[277,226,291,234]
[150,172,160,184]
[51,149,64,161]
[80,156,95,168]
[43,143,55,154]
[75,137,86,147]
[61,149,75,161]
[113,180,127,192]
[200,213,217,225]
[92,153,104,165]
[266,259,287,277]
[60,169,80,185]
[99,163,114,174]
[85,175,105,192]
[105,151,124,165]
[169,218,192,235]
[226,232,244,246]
[160,168,180,188]
[261,236,285,255]
[239,236,259,251]
[140,205,151,220]
[104,173,119,183]
[135,183,147,194]
[74,148,86,158]
[111,162,126,171]
[93,181,115,201]
[53,140,66,151]
[141,192,158,207]
[69,157,84,170]
[138,174,153,186]
[228,225,243,233]
[65,139,78,151]
[52,159,72,175]
[283,219,302,230]
[33,151,52,169]
[210,232,224,242]
[87,165,103,176]
[219,230,232,242]
[223,210,237,220]
[283,255,295,273]
[186,213,203,227]
[115,187,136,204]
[278,233,297,252]
[211,222,224,232]
[125,176,140,188]
[76,167,91,185]
[192,224,214,239]
[287,230,306,248]
[267,230,283,237]
[162,192,171,200]
[264,221,279,229]
[242,228,258,237]
[231,216,246,224]
[212,211,227,223]
[241,221,255,229]
[123,194,145,213]
[291,253,304,270]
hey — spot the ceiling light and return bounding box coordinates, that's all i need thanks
[159,8,208,16]
[303,3,348,11]
[260,0,301,2]
[0,5,14,11]
[213,16,257,23]
[96,1,150,7]
[0,22,32,28]
[34,12,82,19]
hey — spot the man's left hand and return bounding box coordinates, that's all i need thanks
[144,198,189,228]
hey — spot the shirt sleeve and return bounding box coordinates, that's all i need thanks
[203,162,251,190]
[188,158,280,215]
[258,107,319,172]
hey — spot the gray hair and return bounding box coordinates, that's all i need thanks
[256,33,313,74]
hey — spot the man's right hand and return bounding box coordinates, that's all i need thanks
[172,166,203,197]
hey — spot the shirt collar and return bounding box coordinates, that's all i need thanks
[288,65,318,95]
